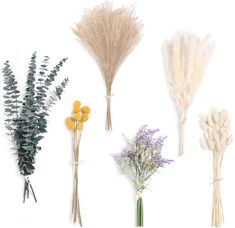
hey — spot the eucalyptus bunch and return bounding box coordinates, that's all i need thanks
[65,100,91,226]
[199,108,233,227]
[2,52,68,202]
[73,2,143,131]
[113,125,172,226]
[162,31,214,156]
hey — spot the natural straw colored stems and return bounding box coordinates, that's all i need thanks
[73,2,143,131]
[66,100,91,226]
[179,112,187,156]
[199,108,233,227]
[162,31,214,156]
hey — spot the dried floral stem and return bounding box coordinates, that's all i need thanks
[163,31,214,156]
[212,154,224,227]
[113,125,173,226]
[73,2,143,131]
[179,114,186,156]
[66,100,90,226]
[106,91,112,131]
[72,129,82,225]
[199,108,233,227]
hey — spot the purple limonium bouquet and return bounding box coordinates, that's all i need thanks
[113,125,173,227]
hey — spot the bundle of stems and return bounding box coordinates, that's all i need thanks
[199,108,233,227]
[2,52,68,202]
[162,31,214,156]
[113,125,172,226]
[73,2,143,131]
[65,100,91,226]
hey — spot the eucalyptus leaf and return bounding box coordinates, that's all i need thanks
[2,52,69,176]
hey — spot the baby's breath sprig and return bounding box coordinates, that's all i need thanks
[199,108,233,227]
[65,100,91,226]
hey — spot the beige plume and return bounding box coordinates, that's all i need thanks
[162,31,214,156]
[73,2,143,131]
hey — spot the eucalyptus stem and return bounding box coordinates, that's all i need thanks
[23,177,37,203]
[136,194,143,227]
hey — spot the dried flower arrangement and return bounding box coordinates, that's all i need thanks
[2,52,68,202]
[113,125,172,226]
[199,108,233,227]
[65,100,91,225]
[162,31,214,156]
[73,2,143,131]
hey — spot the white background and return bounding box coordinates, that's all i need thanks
[0,0,235,227]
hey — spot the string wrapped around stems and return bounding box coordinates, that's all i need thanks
[73,2,143,131]
[66,100,91,226]
[199,108,233,227]
[162,31,214,156]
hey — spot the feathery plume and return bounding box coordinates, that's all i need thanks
[162,31,214,155]
[73,2,143,131]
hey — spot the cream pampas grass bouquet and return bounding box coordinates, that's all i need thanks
[73,2,143,131]
[162,31,214,156]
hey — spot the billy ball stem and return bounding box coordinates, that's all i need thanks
[66,100,90,226]
[72,130,83,226]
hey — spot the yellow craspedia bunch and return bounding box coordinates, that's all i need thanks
[65,100,90,131]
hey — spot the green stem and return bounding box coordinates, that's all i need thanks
[137,196,143,227]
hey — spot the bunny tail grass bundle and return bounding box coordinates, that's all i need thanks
[73,2,143,131]
[199,108,233,227]
[162,31,214,156]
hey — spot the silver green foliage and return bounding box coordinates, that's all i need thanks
[2,52,69,176]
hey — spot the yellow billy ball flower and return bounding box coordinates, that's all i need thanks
[74,113,82,121]
[81,106,91,114]
[76,122,84,130]
[73,106,80,113]
[73,100,81,107]
[65,117,74,125]
[67,122,76,130]
[73,100,81,113]
[81,114,89,122]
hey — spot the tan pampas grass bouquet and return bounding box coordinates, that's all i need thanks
[199,108,233,227]
[73,2,143,131]
[162,31,214,156]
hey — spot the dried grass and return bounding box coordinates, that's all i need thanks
[162,31,214,156]
[199,108,233,227]
[73,2,143,131]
